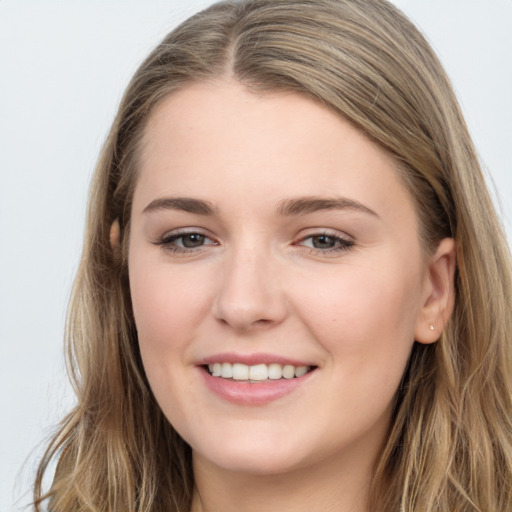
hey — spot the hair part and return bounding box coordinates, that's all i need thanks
[35,1,512,511]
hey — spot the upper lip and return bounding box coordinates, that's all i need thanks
[197,352,316,367]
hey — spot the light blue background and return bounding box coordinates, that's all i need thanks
[1,1,511,510]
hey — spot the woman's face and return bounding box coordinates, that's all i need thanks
[128,80,442,477]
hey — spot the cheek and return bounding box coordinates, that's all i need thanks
[128,261,216,423]
[292,260,423,364]
[295,262,423,429]
[129,259,214,364]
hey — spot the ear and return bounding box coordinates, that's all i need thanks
[414,237,456,344]
[110,218,121,262]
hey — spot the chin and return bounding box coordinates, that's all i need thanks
[201,450,306,476]
[191,432,312,476]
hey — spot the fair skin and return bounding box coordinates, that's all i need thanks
[127,80,455,512]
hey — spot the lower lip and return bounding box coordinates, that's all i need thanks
[200,368,315,406]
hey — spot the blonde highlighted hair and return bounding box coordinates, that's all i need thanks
[34,1,512,510]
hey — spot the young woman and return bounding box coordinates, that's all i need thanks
[34,0,512,511]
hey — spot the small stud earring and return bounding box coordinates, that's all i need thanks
[429,324,435,331]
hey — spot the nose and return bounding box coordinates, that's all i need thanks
[212,247,288,331]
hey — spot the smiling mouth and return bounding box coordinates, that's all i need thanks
[205,362,315,381]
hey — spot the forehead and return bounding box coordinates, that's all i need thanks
[134,80,416,224]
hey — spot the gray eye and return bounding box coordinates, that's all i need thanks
[310,235,337,249]
[180,233,206,248]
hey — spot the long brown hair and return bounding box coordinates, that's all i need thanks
[34,1,512,510]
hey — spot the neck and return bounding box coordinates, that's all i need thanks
[190,447,377,512]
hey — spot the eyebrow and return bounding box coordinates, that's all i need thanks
[276,196,379,217]
[143,197,217,215]
[142,195,378,218]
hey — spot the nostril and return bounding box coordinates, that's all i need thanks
[215,315,275,331]
[253,318,271,326]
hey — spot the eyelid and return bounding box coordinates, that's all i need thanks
[294,228,355,255]
[152,226,354,257]
[153,227,218,253]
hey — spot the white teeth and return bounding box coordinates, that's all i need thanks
[232,363,249,380]
[249,364,268,381]
[207,362,312,381]
[221,362,233,378]
[294,365,308,377]
[282,365,295,379]
[268,363,282,380]
[212,362,221,376]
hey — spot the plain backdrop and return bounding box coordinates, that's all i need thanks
[1,1,511,511]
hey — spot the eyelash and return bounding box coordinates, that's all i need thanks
[154,229,354,256]
[154,229,218,254]
[295,231,354,255]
